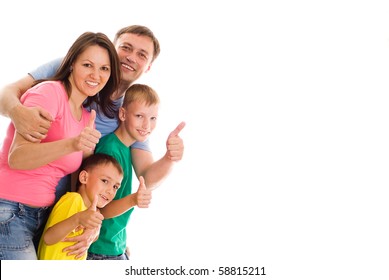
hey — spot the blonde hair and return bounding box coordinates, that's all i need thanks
[122,84,160,108]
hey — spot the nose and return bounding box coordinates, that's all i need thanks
[89,67,99,79]
[142,119,150,130]
[105,187,114,196]
[126,53,137,64]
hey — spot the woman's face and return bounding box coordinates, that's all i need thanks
[70,45,112,98]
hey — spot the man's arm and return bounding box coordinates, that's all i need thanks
[0,75,52,142]
[132,122,185,190]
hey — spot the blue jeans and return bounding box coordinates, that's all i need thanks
[87,252,129,260]
[55,175,71,203]
[0,199,51,260]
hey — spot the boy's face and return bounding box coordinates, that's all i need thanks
[119,100,159,143]
[115,33,154,85]
[82,163,123,208]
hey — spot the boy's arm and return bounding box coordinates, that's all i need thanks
[44,197,103,246]
[132,122,185,190]
[43,211,83,245]
[0,75,52,142]
[100,176,151,218]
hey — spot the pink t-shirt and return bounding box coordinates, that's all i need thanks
[0,81,91,207]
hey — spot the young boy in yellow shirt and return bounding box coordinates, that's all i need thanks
[37,153,124,260]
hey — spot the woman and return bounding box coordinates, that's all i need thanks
[0,31,121,260]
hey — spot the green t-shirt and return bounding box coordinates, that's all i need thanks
[88,133,134,256]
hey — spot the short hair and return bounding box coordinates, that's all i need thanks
[76,153,123,188]
[113,25,160,63]
[122,83,160,108]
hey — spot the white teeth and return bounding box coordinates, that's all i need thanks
[86,81,98,86]
[122,63,134,71]
[138,130,148,136]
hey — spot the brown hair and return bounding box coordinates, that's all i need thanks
[113,25,160,63]
[35,32,121,119]
[76,153,123,188]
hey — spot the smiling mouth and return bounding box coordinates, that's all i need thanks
[137,130,149,136]
[121,63,135,71]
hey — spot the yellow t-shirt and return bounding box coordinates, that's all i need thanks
[38,192,87,260]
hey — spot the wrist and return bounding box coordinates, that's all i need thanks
[8,103,23,120]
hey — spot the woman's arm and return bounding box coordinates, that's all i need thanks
[8,133,77,170]
[8,112,100,170]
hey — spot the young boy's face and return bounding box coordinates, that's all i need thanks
[83,162,123,208]
[120,100,159,142]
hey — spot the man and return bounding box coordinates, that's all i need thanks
[0,25,185,259]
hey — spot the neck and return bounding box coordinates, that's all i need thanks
[111,81,132,101]
[77,185,91,208]
[114,126,136,147]
[69,94,86,121]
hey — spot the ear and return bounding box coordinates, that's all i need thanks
[145,63,152,73]
[79,170,88,184]
[118,107,126,121]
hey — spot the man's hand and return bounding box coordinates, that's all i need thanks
[136,176,152,208]
[166,121,185,161]
[10,104,53,143]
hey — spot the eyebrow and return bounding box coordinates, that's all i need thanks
[121,42,149,56]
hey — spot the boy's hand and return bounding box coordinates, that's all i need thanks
[78,195,104,229]
[136,176,152,208]
[166,121,185,161]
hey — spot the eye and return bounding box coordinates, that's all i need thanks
[136,114,143,119]
[120,45,131,52]
[113,184,120,190]
[138,52,148,60]
[101,66,110,72]
[101,179,108,184]
[83,63,93,68]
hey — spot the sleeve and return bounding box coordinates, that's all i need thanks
[48,193,85,227]
[28,57,63,80]
[21,82,62,120]
[131,138,151,152]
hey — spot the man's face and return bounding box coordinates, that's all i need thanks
[115,33,154,84]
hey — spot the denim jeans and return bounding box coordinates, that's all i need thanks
[87,251,129,260]
[0,199,51,260]
[55,175,71,203]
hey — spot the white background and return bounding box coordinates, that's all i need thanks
[1,0,389,279]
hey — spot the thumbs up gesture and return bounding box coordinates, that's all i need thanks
[78,195,104,229]
[166,121,185,161]
[73,109,101,153]
[136,176,152,208]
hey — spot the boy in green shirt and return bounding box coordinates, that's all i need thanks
[88,84,166,260]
